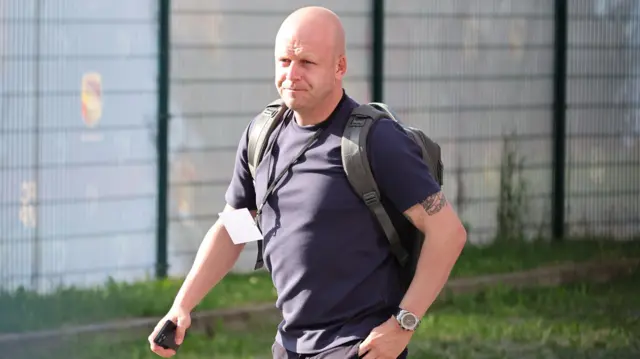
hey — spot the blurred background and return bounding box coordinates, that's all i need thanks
[2,0,638,293]
[0,0,639,358]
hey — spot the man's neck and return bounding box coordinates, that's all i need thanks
[294,89,344,127]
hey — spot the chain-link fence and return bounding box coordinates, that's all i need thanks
[565,0,640,238]
[383,1,557,243]
[0,0,160,292]
[1,0,638,293]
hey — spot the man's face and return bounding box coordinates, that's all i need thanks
[274,29,342,111]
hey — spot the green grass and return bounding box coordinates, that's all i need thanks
[41,269,640,359]
[1,239,639,334]
[0,271,278,334]
[450,238,640,277]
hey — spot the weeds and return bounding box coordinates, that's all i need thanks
[496,131,531,243]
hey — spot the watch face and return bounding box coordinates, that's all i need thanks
[401,313,418,329]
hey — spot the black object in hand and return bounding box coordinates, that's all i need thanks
[153,320,181,351]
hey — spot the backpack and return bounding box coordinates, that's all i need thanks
[246,98,444,290]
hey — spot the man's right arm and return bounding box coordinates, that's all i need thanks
[150,118,260,356]
[172,117,260,312]
[170,204,254,313]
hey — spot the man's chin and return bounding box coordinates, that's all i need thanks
[282,95,306,110]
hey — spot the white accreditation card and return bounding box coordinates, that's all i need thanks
[218,208,263,244]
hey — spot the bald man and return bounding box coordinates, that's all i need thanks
[149,6,466,359]
[273,6,347,126]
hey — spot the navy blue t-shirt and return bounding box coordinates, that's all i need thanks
[225,91,441,354]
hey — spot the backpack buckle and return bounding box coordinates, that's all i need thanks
[363,191,379,206]
[350,117,366,127]
[263,107,278,118]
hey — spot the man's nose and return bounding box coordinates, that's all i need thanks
[286,62,302,81]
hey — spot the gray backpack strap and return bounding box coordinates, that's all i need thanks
[247,99,286,270]
[341,104,409,266]
[247,98,287,180]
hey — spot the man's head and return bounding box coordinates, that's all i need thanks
[274,6,347,113]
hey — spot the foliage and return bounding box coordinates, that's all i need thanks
[496,131,530,243]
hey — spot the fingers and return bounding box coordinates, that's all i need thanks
[148,315,181,357]
[358,339,371,358]
[174,314,191,345]
[148,342,176,358]
[148,323,176,358]
[149,318,164,338]
[147,316,171,344]
[358,346,378,359]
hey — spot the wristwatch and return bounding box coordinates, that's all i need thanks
[394,308,420,331]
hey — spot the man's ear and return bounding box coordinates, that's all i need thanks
[335,55,347,79]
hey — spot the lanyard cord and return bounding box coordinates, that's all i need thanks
[254,118,327,230]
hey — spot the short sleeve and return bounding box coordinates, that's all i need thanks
[224,122,257,210]
[367,118,441,213]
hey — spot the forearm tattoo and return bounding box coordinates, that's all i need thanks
[421,191,447,215]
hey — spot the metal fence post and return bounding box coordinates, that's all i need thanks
[371,0,384,102]
[31,0,43,291]
[552,0,568,241]
[156,0,171,278]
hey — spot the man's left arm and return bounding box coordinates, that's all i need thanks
[365,118,467,318]
[399,190,467,318]
[358,118,467,358]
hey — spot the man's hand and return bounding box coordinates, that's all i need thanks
[357,316,412,359]
[148,306,192,358]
